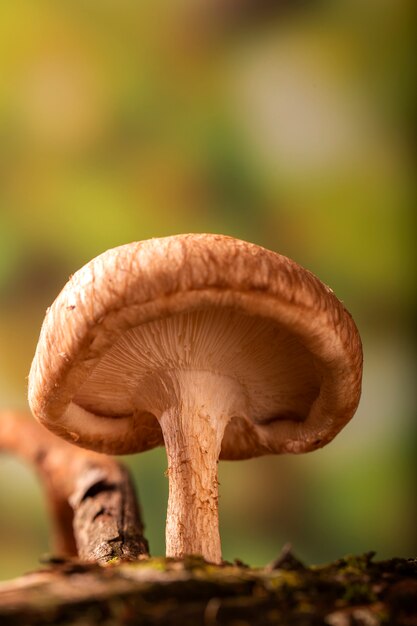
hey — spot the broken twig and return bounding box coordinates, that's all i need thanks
[0,410,149,563]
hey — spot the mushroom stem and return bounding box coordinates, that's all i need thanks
[157,371,242,564]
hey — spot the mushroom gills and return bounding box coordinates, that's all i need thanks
[73,306,320,427]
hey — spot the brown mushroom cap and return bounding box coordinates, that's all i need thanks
[28,234,362,458]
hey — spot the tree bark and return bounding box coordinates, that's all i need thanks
[0,552,416,625]
[0,410,149,562]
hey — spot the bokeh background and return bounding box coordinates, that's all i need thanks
[0,0,415,580]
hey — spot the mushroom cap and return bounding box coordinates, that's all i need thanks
[28,234,362,458]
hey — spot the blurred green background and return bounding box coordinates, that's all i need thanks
[0,0,415,580]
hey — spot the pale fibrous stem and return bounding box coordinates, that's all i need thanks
[157,371,242,564]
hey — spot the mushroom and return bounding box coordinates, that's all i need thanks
[29,234,362,564]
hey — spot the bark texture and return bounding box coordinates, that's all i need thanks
[0,411,149,562]
[0,552,416,625]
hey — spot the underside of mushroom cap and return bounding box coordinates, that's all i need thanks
[28,234,363,457]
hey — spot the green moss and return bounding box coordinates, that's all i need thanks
[105,557,121,567]
[266,571,301,590]
[343,582,377,604]
[338,552,376,574]
[2,554,414,625]
[119,557,168,571]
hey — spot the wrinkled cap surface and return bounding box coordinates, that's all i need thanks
[28,234,363,458]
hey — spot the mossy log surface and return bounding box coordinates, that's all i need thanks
[0,552,416,626]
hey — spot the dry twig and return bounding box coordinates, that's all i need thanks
[0,410,149,562]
